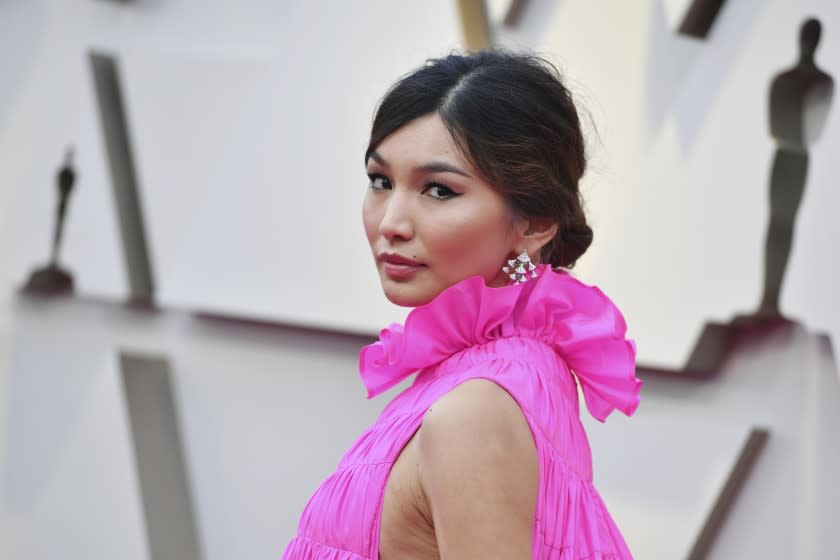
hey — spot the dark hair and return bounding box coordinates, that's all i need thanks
[365,49,593,269]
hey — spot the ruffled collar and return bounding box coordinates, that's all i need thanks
[358,264,642,422]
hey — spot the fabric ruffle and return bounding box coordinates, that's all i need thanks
[285,409,633,559]
[359,264,642,422]
[536,441,632,558]
[282,534,368,560]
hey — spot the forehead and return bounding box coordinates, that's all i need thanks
[372,113,468,167]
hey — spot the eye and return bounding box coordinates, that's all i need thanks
[423,183,459,200]
[367,173,390,190]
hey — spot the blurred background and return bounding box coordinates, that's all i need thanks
[0,0,838,558]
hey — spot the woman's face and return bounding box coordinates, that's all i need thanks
[362,113,534,307]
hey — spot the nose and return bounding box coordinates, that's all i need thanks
[378,190,414,241]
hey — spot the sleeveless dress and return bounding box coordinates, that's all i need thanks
[282,263,643,559]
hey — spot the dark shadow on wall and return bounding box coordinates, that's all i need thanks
[753,17,834,322]
[686,426,770,560]
[637,316,840,557]
[120,352,203,560]
[677,0,727,39]
[644,0,761,150]
[89,51,157,309]
[456,0,565,51]
[639,17,834,380]
[497,0,565,50]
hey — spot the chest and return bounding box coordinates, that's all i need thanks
[378,428,439,560]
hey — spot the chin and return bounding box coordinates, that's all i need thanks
[380,279,438,308]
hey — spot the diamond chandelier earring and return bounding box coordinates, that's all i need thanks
[502,249,538,284]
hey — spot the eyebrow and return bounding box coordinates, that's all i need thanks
[367,150,472,178]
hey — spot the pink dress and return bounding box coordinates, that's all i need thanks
[282,264,643,559]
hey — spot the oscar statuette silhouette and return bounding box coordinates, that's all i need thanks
[751,17,834,325]
[639,17,834,378]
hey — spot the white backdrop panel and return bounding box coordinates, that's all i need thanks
[1,0,838,369]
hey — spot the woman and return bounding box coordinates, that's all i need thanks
[283,50,643,559]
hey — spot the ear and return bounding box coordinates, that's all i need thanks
[515,216,559,263]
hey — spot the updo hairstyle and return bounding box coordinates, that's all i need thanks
[366,49,593,269]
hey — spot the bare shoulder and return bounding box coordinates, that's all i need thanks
[417,378,538,557]
[419,378,537,475]
[422,378,533,446]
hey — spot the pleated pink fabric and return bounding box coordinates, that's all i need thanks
[282,264,643,559]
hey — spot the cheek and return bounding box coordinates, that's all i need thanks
[361,195,379,244]
[425,205,510,268]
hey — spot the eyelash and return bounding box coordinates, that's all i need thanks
[366,173,459,200]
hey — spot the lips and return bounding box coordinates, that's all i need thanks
[379,253,423,266]
[379,252,425,280]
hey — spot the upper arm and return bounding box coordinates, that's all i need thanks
[417,378,538,559]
